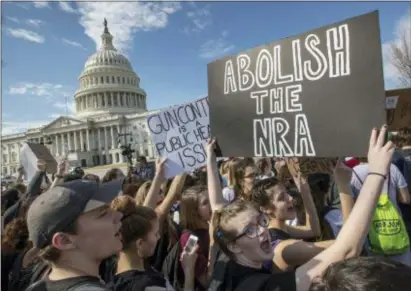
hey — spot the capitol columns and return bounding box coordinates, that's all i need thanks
[86,129,91,151]
[104,127,108,150]
[74,131,78,151]
[110,125,115,149]
[67,132,72,152]
[80,129,84,151]
[97,128,102,150]
[55,134,60,156]
[60,133,65,155]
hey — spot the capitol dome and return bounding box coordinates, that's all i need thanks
[74,19,147,119]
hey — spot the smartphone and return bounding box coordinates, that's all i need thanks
[184,234,198,253]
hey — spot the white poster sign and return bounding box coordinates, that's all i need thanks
[385,96,399,109]
[19,143,39,182]
[147,97,210,178]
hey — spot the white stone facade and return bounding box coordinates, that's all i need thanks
[1,20,156,176]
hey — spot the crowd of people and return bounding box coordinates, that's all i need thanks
[1,125,411,291]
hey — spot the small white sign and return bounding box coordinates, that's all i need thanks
[385,96,399,109]
[147,97,210,178]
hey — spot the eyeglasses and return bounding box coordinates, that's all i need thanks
[244,172,258,179]
[232,213,270,241]
[253,177,279,191]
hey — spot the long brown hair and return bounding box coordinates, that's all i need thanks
[111,195,157,250]
[179,185,209,231]
[227,158,256,199]
[1,196,36,254]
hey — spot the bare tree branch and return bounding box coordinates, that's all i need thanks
[389,23,411,86]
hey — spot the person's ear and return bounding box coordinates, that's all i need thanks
[260,206,273,216]
[135,238,145,256]
[227,242,241,255]
[51,232,76,250]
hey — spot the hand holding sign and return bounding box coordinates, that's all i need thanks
[17,165,25,176]
[37,159,47,172]
[155,157,168,180]
[57,160,68,175]
[206,138,217,160]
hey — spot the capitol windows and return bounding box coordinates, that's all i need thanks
[11,152,17,163]
[2,154,7,162]
[127,78,130,85]
[117,76,120,83]
[112,76,115,83]
[101,76,104,84]
[122,77,125,84]
[108,95,112,106]
[102,96,106,107]
[106,76,110,83]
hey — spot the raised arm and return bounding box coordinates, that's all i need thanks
[143,158,166,209]
[156,173,186,224]
[25,160,47,199]
[50,159,67,189]
[286,171,321,239]
[295,126,395,291]
[206,139,225,212]
[15,166,24,184]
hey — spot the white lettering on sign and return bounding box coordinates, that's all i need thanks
[222,23,351,157]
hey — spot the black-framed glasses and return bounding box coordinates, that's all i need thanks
[231,213,270,242]
[244,172,258,179]
[253,177,279,191]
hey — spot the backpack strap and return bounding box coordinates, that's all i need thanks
[25,280,47,291]
[353,169,390,189]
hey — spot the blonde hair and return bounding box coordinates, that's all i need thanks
[212,200,257,259]
[134,181,152,205]
[226,158,255,199]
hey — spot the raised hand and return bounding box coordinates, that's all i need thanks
[206,138,216,158]
[155,157,167,177]
[367,125,394,177]
[37,159,47,172]
[180,244,199,272]
[57,160,67,175]
[17,165,25,175]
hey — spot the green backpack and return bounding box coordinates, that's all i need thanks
[354,171,410,255]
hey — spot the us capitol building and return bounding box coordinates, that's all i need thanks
[1,20,157,176]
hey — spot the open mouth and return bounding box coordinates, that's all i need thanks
[260,239,271,253]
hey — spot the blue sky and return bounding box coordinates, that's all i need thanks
[1,1,410,135]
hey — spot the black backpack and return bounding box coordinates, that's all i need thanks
[207,252,271,291]
[161,231,190,291]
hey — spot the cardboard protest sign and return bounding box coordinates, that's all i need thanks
[386,88,411,131]
[147,97,210,178]
[20,143,57,181]
[286,157,336,177]
[208,11,385,158]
